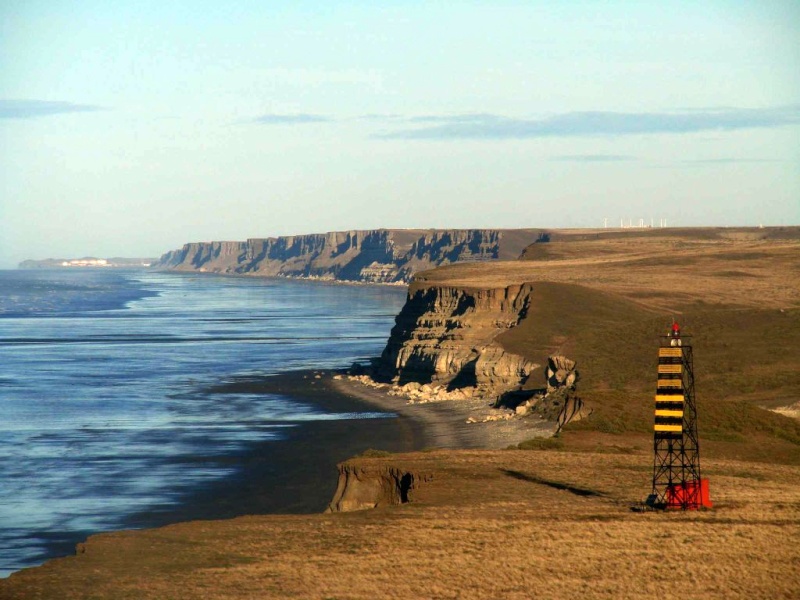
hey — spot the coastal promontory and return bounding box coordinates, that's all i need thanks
[152,228,546,283]
[4,226,800,599]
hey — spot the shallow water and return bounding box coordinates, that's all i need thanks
[0,269,405,576]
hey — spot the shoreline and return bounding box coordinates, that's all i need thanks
[152,268,410,288]
[15,369,423,578]
[19,367,549,579]
[330,372,555,449]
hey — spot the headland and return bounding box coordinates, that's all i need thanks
[152,228,548,283]
[4,226,800,599]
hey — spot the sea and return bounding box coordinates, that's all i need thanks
[0,268,406,577]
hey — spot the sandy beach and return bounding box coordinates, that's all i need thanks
[330,372,555,450]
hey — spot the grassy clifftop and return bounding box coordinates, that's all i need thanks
[415,227,800,463]
[4,227,798,599]
[415,226,800,310]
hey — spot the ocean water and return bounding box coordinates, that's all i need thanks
[0,269,406,577]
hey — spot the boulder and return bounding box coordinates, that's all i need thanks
[546,355,579,393]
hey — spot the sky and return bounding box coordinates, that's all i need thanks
[1,1,798,267]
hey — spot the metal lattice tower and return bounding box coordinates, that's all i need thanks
[650,333,704,509]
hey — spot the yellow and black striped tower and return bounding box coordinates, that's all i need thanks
[650,324,710,509]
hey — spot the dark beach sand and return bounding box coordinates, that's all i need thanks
[123,370,428,525]
[31,368,550,572]
[32,369,426,570]
[125,367,553,526]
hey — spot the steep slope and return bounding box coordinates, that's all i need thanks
[377,283,538,393]
[396,230,800,461]
[154,229,543,283]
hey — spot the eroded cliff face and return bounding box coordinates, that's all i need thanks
[377,284,539,394]
[156,241,249,272]
[154,229,528,283]
[326,462,433,513]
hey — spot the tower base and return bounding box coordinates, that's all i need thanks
[666,478,712,510]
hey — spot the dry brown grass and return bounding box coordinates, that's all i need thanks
[491,281,800,464]
[415,228,800,463]
[4,227,799,599]
[417,227,800,311]
[4,450,799,600]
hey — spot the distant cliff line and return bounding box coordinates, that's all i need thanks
[154,229,547,284]
[19,257,156,269]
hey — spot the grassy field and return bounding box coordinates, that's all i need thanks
[418,226,800,311]
[420,227,800,464]
[4,450,799,599]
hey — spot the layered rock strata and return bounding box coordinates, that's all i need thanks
[154,229,540,284]
[377,284,539,395]
[374,284,589,430]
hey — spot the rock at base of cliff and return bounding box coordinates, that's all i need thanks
[546,355,579,393]
[326,463,432,513]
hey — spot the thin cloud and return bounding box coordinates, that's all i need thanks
[357,113,501,124]
[253,113,332,124]
[376,107,800,140]
[680,158,779,164]
[550,154,634,162]
[356,113,404,121]
[406,113,503,124]
[0,99,103,119]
